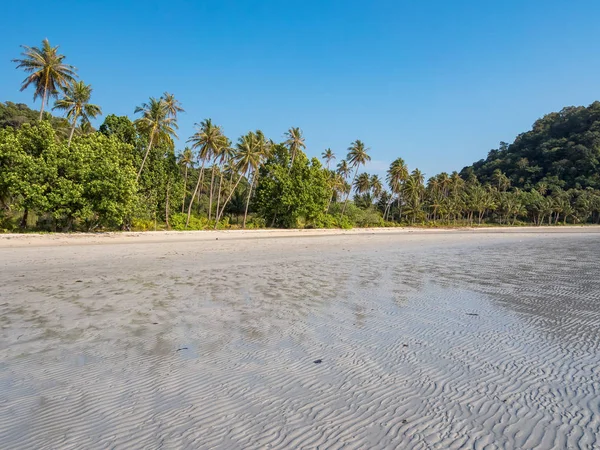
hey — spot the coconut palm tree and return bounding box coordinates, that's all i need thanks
[162,92,184,119]
[52,81,102,147]
[178,148,194,212]
[134,96,179,181]
[214,139,235,222]
[326,172,345,212]
[13,38,77,120]
[386,158,409,221]
[370,174,383,200]
[336,159,351,180]
[342,140,371,215]
[284,127,305,169]
[216,132,263,227]
[186,119,227,226]
[354,172,371,195]
[322,148,335,169]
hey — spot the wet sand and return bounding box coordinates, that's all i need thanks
[1,228,600,449]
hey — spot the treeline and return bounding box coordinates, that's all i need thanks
[1,39,600,232]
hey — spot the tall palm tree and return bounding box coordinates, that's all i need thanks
[186,119,227,226]
[284,127,305,169]
[385,158,409,221]
[178,148,194,212]
[13,39,77,120]
[52,81,102,147]
[322,148,335,169]
[134,96,179,181]
[216,132,263,227]
[342,140,371,215]
[214,139,235,222]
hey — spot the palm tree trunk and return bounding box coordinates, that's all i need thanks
[208,165,216,220]
[215,172,244,228]
[216,167,224,222]
[137,131,155,182]
[181,166,188,213]
[165,180,171,230]
[243,171,255,228]
[39,79,49,121]
[67,115,78,148]
[327,190,335,213]
[186,161,206,227]
[341,167,359,216]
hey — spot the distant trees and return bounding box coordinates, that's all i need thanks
[3,39,600,232]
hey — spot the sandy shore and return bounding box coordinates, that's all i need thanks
[1,229,600,448]
[0,225,598,248]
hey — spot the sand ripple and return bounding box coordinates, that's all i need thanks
[1,231,599,449]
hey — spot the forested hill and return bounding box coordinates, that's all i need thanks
[461,102,600,191]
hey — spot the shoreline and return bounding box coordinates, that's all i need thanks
[0,225,598,248]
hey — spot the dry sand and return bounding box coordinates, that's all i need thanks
[1,227,600,449]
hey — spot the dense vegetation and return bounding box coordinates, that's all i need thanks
[2,39,600,232]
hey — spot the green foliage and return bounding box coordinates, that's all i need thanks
[0,122,137,230]
[5,39,600,233]
[254,146,330,228]
[99,115,138,146]
[0,101,69,132]
[463,102,600,190]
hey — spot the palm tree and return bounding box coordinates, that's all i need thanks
[162,92,184,118]
[52,81,102,147]
[284,127,305,169]
[134,96,179,181]
[354,172,371,195]
[342,140,371,215]
[386,158,409,221]
[326,172,345,212]
[178,148,194,212]
[13,39,77,120]
[322,148,335,169]
[214,139,235,222]
[370,174,383,200]
[186,119,227,226]
[216,132,263,227]
[336,159,351,180]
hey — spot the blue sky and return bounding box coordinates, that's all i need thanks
[1,0,599,178]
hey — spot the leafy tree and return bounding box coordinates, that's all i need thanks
[99,114,137,146]
[254,145,329,228]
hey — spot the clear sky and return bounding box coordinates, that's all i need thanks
[1,0,599,178]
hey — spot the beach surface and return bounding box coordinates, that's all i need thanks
[1,227,600,449]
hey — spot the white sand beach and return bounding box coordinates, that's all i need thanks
[1,227,600,449]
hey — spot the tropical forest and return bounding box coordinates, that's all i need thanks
[1,39,600,232]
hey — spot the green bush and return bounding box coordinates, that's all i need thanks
[169,213,209,230]
[246,217,266,229]
[131,218,155,231]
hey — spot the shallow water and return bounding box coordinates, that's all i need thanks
[1,232,599,449]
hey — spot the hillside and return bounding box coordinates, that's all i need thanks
[461,102,600,190]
